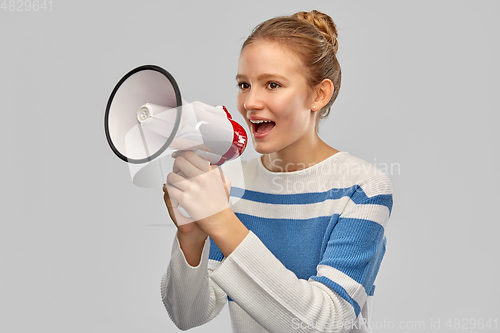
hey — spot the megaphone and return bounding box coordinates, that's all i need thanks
[104,65,248,198]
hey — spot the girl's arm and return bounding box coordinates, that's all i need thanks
[161,232,228,330]
[161,152,239,330]
[207,174,393,333]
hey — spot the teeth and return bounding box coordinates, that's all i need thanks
[249,119,273,124]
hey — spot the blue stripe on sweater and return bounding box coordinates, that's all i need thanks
[210,214,332,279]
[317,218,386,293]
[230,186,393,214]
[310,276,362,317]
[210,214,387,292]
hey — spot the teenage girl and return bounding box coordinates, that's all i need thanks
[162,10,393,333]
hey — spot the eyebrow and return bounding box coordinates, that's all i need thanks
[235,73,288,82]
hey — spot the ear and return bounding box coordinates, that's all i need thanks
[311,79,334,111]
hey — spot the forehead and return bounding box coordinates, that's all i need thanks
[238,40,306,78]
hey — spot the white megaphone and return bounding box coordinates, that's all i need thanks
[104,65,248,216]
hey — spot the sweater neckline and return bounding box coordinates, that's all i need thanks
[256,151,348,176]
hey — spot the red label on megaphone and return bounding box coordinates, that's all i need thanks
[213,116,248,166]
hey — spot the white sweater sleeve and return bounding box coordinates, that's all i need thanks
[210,231,356,333]
[160,233,228,331]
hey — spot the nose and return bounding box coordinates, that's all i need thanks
[243,87,264,111]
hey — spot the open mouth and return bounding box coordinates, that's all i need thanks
[252,120,276,137]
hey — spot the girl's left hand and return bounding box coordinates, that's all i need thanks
[164,151,231,228]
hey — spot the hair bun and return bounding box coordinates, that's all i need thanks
[293,10,339,55]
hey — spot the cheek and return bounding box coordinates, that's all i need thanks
[273,95,306,122]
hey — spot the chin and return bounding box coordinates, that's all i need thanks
[252,142,271,155]
[255,148,271,155]
[253,141,282,155]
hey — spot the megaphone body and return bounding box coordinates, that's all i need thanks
[104,65,248,212]
[133,101,247,167]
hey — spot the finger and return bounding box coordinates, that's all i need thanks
[176,151,211,173]
[170,164,187,178]
[163,189,175,211]
[163,184,195,226]
[183,150,211,172]
[166,172,190,192]
[163,181,183,194]
[164,183,183,205]
[173,155,207,179]
[172,161,184,176]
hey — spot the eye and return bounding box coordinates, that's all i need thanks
[237,82,250,90]
[267,81,281,90]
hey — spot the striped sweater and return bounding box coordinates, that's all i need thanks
[161,151,393,332]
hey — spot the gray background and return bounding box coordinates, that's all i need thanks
[1,0,499,332]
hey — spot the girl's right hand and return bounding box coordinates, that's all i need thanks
[163,185,208,266]
[162,183,208,241]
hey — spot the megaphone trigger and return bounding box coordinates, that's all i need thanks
[177,206,191,218]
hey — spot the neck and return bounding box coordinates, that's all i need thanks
[262,133,338,172]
